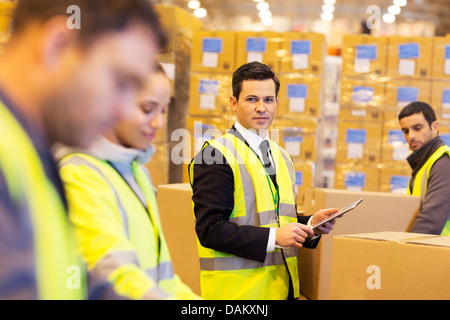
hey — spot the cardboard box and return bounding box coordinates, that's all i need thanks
[293,161,315,211]
[329,231,450,300]
[156,183,201,296]
[336,120,383,165]
[334,163,380,192]
[387,36,433,79]
[279,32,325,75]
[381,120,412,164]
[188,72,232,117]
[277,74,322,118]
[339,78,385,122]
[299,188,420,300]
[378,165,412,194]
[430,80,450,121]
[191,30,236,73]
[277,118,317,162]
[145,141,169,187]
[432,36,450,80]
[384,78,431,122]
[235,31,281,73]
[341,34,388,77]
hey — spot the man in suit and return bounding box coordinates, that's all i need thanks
[189,61,338,300]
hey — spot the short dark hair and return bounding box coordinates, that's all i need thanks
[398,101,437,127]
[232,61,280,101]
[12,0,167,49]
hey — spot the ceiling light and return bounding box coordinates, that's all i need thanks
[388,5,401,15]
[253,0,264,2]
[187,0,200,9]
[393,0,407,6]
[259,10,272,19]
[382,13,396,23]
[261,16,273,26]
[194,7,207,18]
[323,0,336,4]
[256,2,269,11]
[320,11,334,21]
[322,4,335,12]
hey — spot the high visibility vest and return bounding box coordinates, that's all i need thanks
[407,145,450,236]
[189,133,299,300]
[0,101,85,299]
[59,153,200,300]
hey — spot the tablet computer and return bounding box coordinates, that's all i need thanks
[311,198,364,230]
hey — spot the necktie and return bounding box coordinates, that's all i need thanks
[259,140,277,185]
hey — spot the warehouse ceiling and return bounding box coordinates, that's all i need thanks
[155,0,450,35]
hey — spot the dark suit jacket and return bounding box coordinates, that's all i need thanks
[189,126,320,263]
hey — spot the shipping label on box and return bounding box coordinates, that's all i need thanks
[432,37,450,79]
[278,119,317,161]
[381,120,412,164]
[236,31,280,73]
[431,80,450,121]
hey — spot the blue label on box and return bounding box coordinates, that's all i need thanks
[352,86,374,103]
[390,175,410,191]
[443,89,450,103]
[199,79,219,95]
[445,45,450,59]
[246,37,267,52]
[356,45,377,60]
[398,43,420,59]
[287,84,307,98]
[397,87,419,102]
[291,40,311,55]
[284,136,304,142]
[295,171,303,186]
[202,38,223,53]
[441,134,450,146]
[388,130,407,144]
[346,129,367,144]
[345,172,365,188]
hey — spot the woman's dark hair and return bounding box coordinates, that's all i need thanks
[398,101,437,127]
[232,61,280,101]
[12,0,167,49]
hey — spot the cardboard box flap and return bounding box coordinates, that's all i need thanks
[336,231,435,242]
[405,235,450,248]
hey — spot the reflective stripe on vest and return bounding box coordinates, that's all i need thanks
[407,145,450,236]
[0,101,85,300]
[189,133,299,299]
[60,154,176,298]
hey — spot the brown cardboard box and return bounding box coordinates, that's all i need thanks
[384,78,431,122]
[191,30,236,73]
[336,120,383,165]
[188,72,232,117]
[235,31,281,73]
[279,32,325,75]
[339,78,385,122]
[299,189,420,300]
[387,36,433,79]
[381,120,412,164]
[277,74,322,118]
[432,36,450,80]
[278,118,317,162]
[334,163,380,192]
[329,231,450,300]
[341,34,388,77]
[293,161,315,211]
[156,183,201,296]
[430,79,450,121]
[378,165,412,194]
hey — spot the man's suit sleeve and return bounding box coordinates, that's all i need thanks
[191,145,270,263]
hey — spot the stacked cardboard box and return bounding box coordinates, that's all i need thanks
[0,1,16,55]
[146,5,203,186]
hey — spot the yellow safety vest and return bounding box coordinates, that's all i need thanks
[0,101,85,300]
[189,133,299,300]
[407,145,450,236]
[59,153,200,300]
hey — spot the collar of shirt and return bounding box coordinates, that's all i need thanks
[233,121,271,160]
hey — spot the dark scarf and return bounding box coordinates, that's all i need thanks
[407,136,445,176]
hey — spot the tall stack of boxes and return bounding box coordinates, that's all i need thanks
[186,30,326,210]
